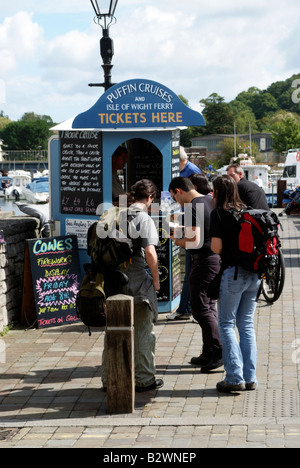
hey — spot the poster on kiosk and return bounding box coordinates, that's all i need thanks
[49,78,205,314]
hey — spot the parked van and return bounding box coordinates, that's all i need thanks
[281,148,300,188]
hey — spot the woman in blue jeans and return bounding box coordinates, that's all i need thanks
[210,175,261,393]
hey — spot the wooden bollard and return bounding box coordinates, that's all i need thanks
[106,294,134,414]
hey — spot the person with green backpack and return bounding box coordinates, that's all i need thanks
[101,179,163,393]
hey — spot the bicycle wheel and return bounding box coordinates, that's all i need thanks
[261,249,285,303]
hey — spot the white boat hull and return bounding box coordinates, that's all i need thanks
[22,188,49,204]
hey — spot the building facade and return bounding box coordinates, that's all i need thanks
[190,132,274,161]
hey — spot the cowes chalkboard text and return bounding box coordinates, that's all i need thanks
[21,236,81,329]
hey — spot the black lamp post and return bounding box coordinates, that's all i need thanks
[89,0,118,90]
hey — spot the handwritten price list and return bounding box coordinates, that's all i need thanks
[60,131,103,216]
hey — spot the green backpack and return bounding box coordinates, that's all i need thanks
[88,206,142,272]
[77,206,141,334]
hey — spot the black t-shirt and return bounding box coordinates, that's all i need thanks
[238,177,270,210]
[210,207,240,268]
[185,195,215,255]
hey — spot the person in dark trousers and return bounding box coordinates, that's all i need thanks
[169,177,222,373]
[227,164,270,210]
[102,179,163,393]
[166,149,202,321]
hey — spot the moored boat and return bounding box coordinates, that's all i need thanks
[22,178,49,204]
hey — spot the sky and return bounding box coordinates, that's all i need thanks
[1,0,300,124]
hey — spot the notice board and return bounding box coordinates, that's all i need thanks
[21,235,81,329]
[60,130,103,216]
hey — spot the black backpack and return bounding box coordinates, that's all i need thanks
[229,208,281,277]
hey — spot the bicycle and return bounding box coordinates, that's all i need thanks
[260,247,285,303]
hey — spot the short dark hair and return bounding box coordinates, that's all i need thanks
[169,177,194,193]
[189,173,211,195]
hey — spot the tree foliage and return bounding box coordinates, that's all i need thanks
[200,93,234,135]
[0,113,54,150]
[189,73,300,153]
[271,116,300,153]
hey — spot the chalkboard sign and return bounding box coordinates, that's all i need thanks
[21,236,81,329]
[156,236,170,302]
[156,239,181,302]
[60,131,103,215]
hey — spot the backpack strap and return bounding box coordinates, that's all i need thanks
[227,208,243,280]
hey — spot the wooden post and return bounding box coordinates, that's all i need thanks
[277,179,287,209]
[106,294,134,414]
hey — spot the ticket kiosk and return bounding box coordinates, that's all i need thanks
[49,78,205,313]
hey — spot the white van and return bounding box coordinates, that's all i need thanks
[281,148,300,188]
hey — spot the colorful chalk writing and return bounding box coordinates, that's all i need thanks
[26,235,82,329]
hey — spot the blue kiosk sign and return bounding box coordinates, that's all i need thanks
[50,78,205,314]
[72,79,205,129]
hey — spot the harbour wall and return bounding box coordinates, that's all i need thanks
[0,216,40,332]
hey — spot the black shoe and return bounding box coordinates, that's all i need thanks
[246,382,257,391]
[135,379,164,393]
[200,358,223,373]
[216,380,246,393]
[190,354,210,366]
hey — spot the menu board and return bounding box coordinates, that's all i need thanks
[60,131,103,215]
[21,236,81,329]
[155,218,180,303]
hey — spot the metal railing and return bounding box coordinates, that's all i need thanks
[1,150,48,162]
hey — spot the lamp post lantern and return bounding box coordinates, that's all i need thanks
[89,0,118,90]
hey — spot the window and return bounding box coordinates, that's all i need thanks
[283,165,296,178]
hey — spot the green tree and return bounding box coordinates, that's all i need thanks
[235,87,278,120]
[228,100,258,134]
[0,110,11,131]
[200,93,234,135]
[21,112,54,126]
[1,119,51,150]
[267,74,300,115]
[271,116,300,153]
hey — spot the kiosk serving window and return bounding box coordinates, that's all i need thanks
[126,138,163,196]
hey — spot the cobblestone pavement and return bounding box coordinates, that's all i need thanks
[0,211,300,448]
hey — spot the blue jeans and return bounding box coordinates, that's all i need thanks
[218,267,261,385]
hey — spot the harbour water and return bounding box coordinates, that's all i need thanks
[0,198,24,216]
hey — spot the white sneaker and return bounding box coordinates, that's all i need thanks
[166,311,191,321]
